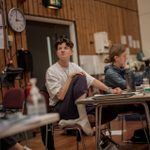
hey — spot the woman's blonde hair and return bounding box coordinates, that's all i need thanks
[104,44,126,63]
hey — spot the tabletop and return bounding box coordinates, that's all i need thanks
[76,92,150,105]
[0,113,60,138]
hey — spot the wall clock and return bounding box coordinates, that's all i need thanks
[8,8,26,32]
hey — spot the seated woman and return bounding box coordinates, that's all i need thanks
[45,37,122,136]
[104,43,149,113]
[104,43,148,90]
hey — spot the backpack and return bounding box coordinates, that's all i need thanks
[130,128,150,143]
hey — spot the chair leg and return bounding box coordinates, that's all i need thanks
[106,122,112,138]
[121,115,124,141]
[45,124,54,148]
[77,128,86,150]
[76,129,80,150]
[45,124,48,148]
[24,131,30,146]
[140,115,150,145]
[63,126,86,150]
[119,114,126,141]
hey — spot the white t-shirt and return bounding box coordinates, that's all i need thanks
[45,62,95,106]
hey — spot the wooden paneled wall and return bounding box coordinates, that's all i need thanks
[101,0,138,10]
[3,0,140,54]
[0,0,140,100]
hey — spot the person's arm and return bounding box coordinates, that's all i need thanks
[56,76,72,100]
[56,72,85,100]
[46,72,71,101]
[92,79,110,92]
[91,78,122,94]
[105,70,127,89]
[75,64,122,94]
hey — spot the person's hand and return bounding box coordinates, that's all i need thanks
[68,71,85,79]
[112,87,122,94]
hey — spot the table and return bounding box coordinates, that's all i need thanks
[76,93,150,150]
[0,113,60,139]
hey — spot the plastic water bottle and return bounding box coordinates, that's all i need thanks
[143,78,150,94]
[143,78,149,88]
[38,93,47,115]
[27,78,46,115]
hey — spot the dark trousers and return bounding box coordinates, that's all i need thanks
[54,75,88,119]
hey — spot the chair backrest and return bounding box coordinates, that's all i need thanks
[2,88,25,109]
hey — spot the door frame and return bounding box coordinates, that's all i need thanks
[25,15,79,64]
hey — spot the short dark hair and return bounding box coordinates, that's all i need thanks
[104,44,126,63]
[55,37,74,50]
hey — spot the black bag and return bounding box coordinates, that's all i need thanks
[99,134,120,150]
[130,128,150,143]
[17,49,33,72]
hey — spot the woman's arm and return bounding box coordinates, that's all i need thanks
[105,70,127,89]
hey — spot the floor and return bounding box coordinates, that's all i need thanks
[21,119,149,150]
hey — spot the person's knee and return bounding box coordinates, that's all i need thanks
[74,75,87,89]
[73,75,88,98]
[73,74,86,83]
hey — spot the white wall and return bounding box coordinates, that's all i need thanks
[138,0,150,57]
[80,55,106,75]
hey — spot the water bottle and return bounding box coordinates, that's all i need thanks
[125,69,136,92]
[38,94,47,115]
[143,77,150,94]
[143,78,149,88]
[27,78,46,115]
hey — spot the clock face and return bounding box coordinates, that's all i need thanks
[8,8,26,32]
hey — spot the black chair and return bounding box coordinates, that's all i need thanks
[40,87,87,150]
[62,124,86,150]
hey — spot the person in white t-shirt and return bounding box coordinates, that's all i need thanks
[45,37,122,135]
